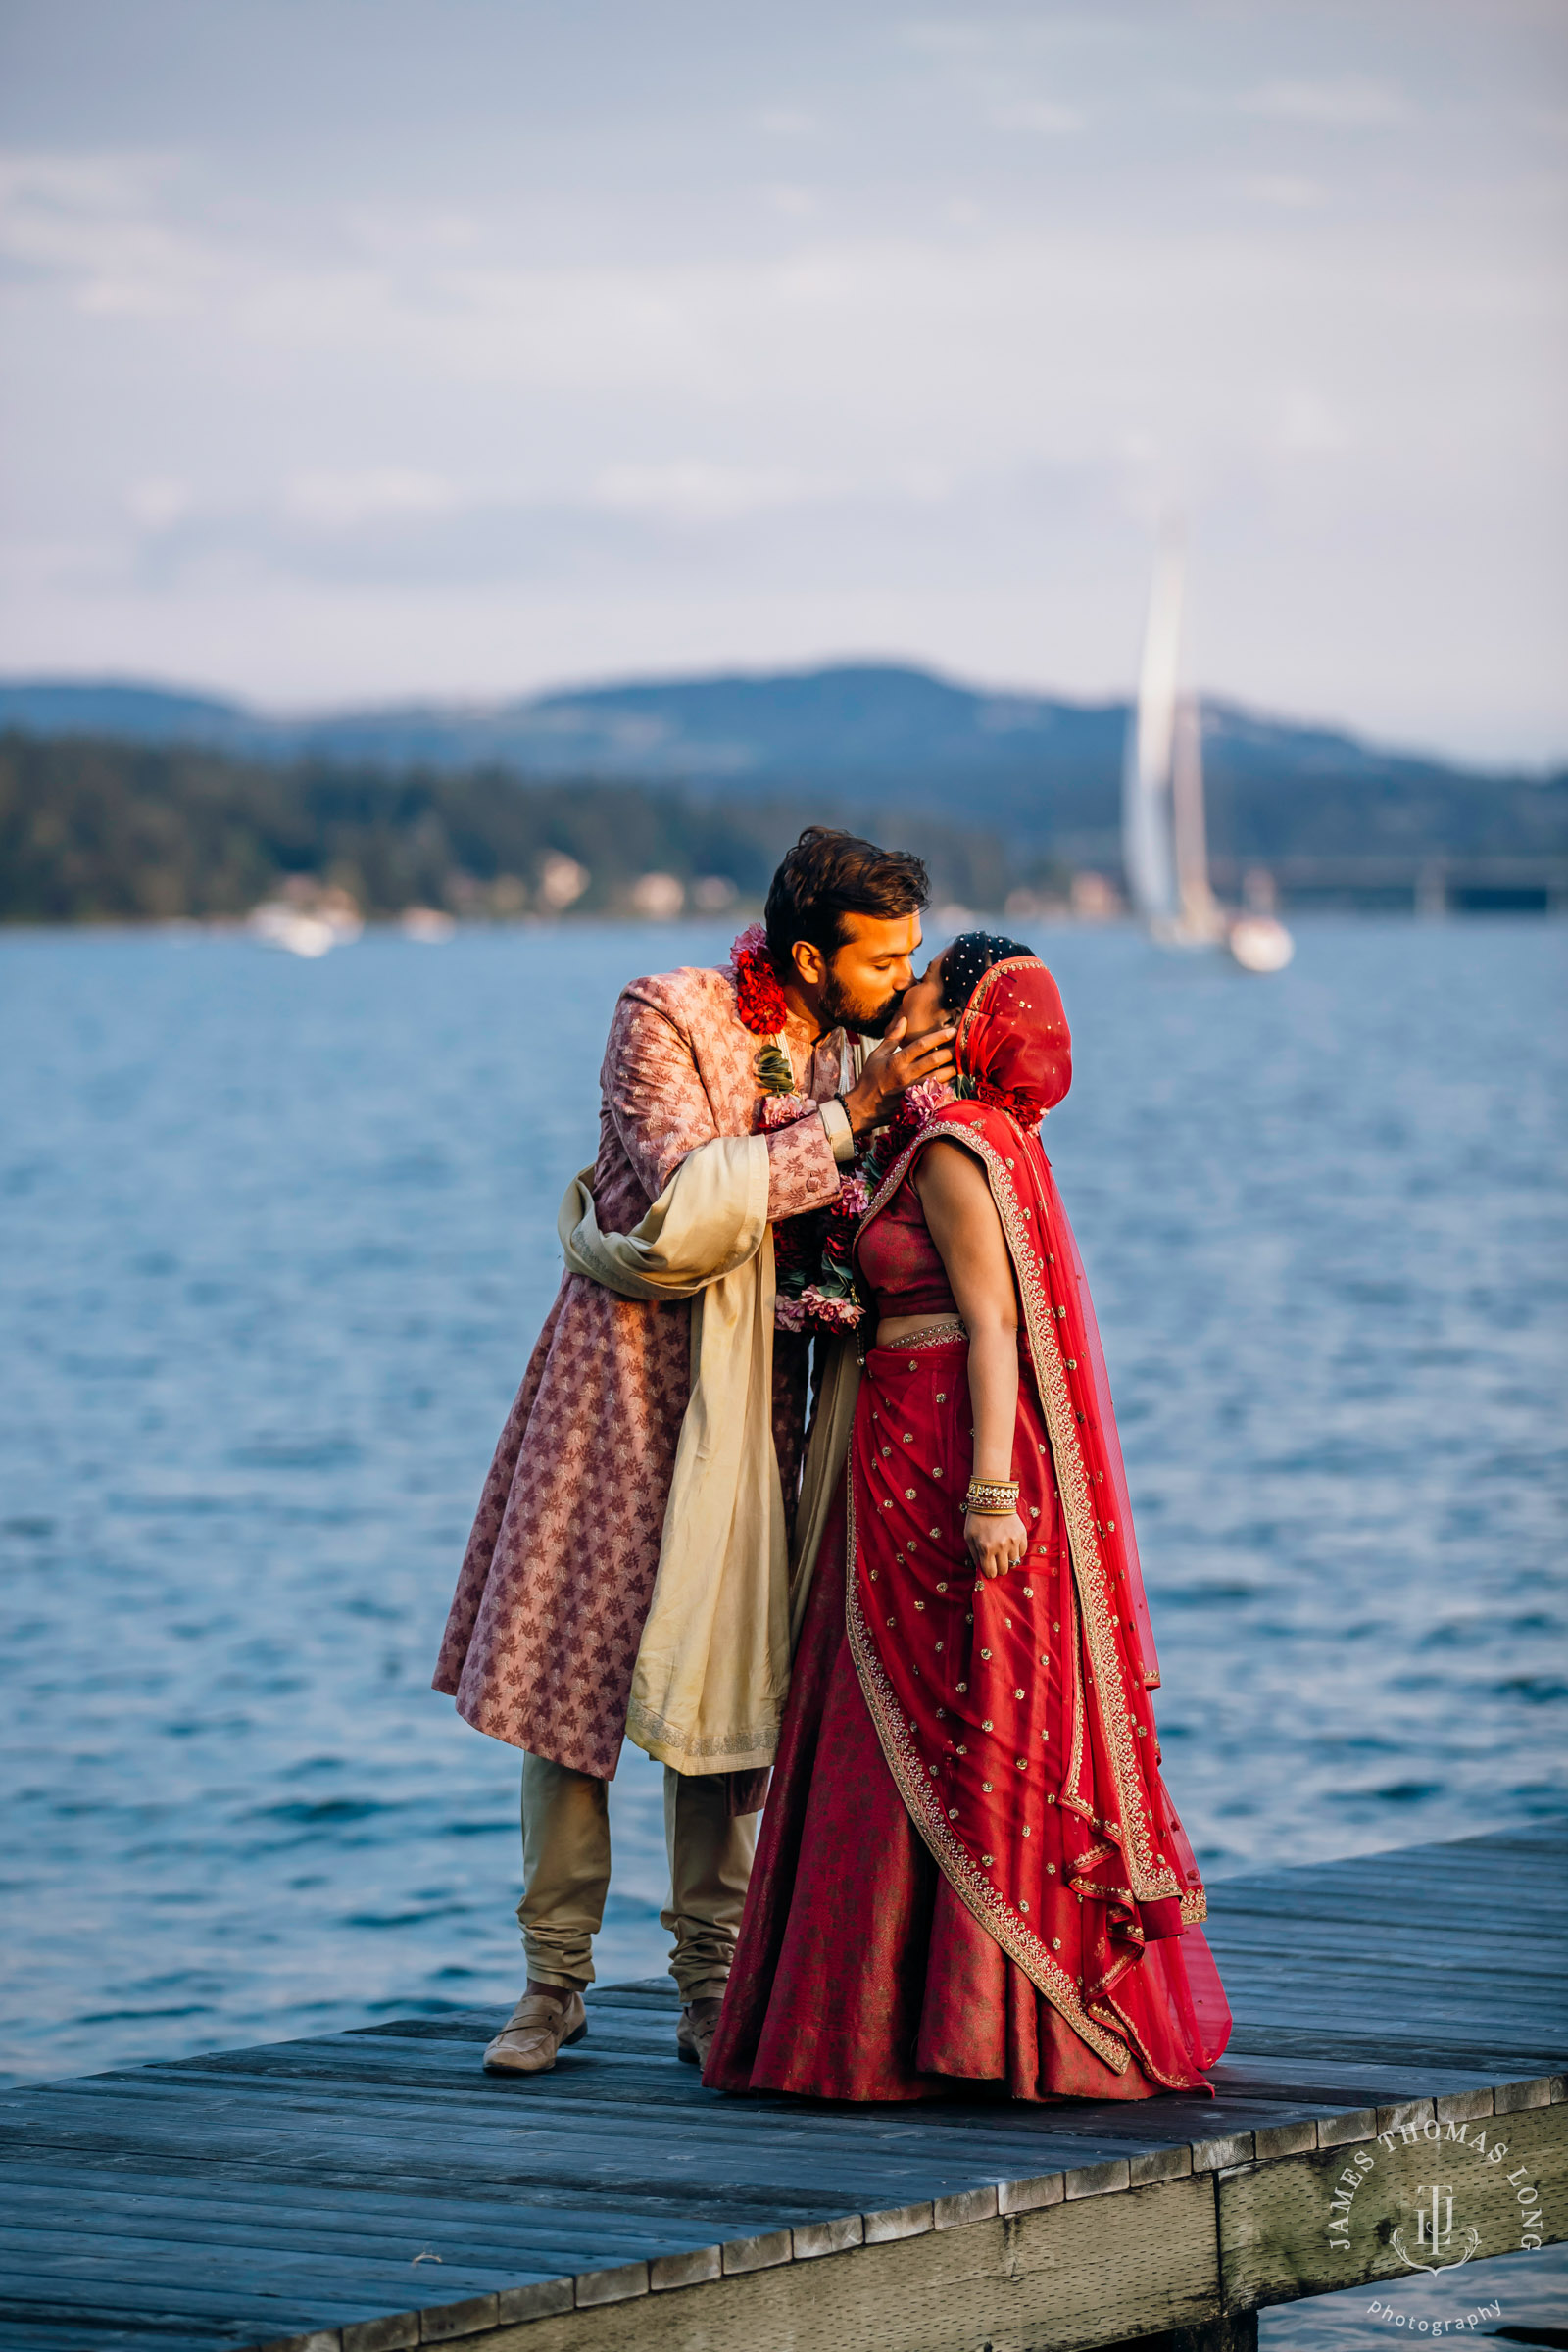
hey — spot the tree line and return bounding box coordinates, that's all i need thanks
[0,732,1044,924]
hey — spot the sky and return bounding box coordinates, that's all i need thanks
[0,0,1564,762]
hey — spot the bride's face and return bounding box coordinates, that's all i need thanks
[898,949,949,1043]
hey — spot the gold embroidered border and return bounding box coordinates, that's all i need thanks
[858,1129,939,1231]
[844,1467,1130,2075]
[1100,1987,1201,2092]
[861,1109,1181,1914]
[873,1320,967,1352]
[623,1693,781,1767]
[1071,1858,1204,1931]
[1063,1578,1087,1816]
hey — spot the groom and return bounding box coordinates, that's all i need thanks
[433,828,956,2074]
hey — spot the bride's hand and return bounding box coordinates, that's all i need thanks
[964,1509,1028,1580]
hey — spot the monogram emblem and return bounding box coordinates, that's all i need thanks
[1392,2184,1480,2275]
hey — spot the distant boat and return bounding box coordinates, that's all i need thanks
[401,906,456,943]
[1122,528,1294,973]
[249,888,364,958]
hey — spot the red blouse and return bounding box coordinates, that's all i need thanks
[855,1165,958,1323]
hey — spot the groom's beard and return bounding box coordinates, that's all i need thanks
[820,976,905,1038]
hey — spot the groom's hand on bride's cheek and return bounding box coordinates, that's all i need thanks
[905,1025,957,1091]
[847,1018,958,1133]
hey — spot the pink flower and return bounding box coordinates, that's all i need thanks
[833,1175,870,1219]
[758,1092,815,1130]
[775,1287,863,1334]
[903,1078,956,1124]
[802,1288,863,1330]
[861,1076,957,1194]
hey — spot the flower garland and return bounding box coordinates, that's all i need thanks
[763,1076,956,1337]
[727,921,788,1037]
[727,922,796,1095]
[727,925,861,1332]
[758,1092,867,1332]
[859,1076,956,1194]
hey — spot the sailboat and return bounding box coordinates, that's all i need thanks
[1122,528,1294,973]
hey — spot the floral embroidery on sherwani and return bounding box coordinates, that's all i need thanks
[432,965,853,1778]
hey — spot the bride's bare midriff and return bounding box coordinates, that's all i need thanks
[874,1313,965,1348]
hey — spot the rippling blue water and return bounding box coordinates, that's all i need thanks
[1,917,1564,2090]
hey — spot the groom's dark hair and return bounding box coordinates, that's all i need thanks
[764,827,929,979]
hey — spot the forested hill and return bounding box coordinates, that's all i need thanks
[0,732,1021,924]
[2,665,1562,872]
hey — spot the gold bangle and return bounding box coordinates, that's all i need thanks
[964,1478,1019,1515]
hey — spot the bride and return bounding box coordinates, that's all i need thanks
[707,934,1231,2101]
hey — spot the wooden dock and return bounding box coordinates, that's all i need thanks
[4,1823,1564,2352]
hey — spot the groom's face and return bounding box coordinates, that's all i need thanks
[816,911,922,1036]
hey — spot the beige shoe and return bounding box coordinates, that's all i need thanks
[482,1988,588,2076]
[676,1995,724,2071]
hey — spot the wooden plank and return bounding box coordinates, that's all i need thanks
[0,2119,1103,2227]
[0,2091,1152,2191]
[479,2175,1224,2352]
[0,2177,749,2275]
[5,2077,1164,2182]
[0,2325,215,2352]
[0,2224,636,2289]
[0,2240,525,2308]
[0,2096,1544,2233]
[1218,2098,1567,2311]
[1223,2023,1568,2067]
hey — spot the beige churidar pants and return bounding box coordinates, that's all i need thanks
[516,1753,758,2002]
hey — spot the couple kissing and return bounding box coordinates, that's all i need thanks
[433,826,1229,2100]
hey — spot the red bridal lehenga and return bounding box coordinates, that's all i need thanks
[707,957,1231,2102]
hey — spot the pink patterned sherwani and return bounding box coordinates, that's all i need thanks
[433,966,853,1780]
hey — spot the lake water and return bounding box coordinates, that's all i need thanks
[2,917,1565,2333]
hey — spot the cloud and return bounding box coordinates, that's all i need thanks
[282,470,460,530]
[125,477,194,530]
[1244,175,1328,210]
[899,22,994,58]
[1273,387,1348,456]
[990,99,1082,136]
[754,108,821,140]
[762,184,820,218]
[592,462,829,522]
[0,149,214,317]
[1240,78,1409,129]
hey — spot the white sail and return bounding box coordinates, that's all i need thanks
[1171,692,1225,943]
[1121,529,1184,925]
[1122,524,1295,970]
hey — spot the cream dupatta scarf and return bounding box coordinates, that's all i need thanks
[558,1134,789,1775]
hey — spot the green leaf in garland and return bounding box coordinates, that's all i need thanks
[754,1042,796,1095]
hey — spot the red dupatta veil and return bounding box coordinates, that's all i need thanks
[847,957,1225,2081]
